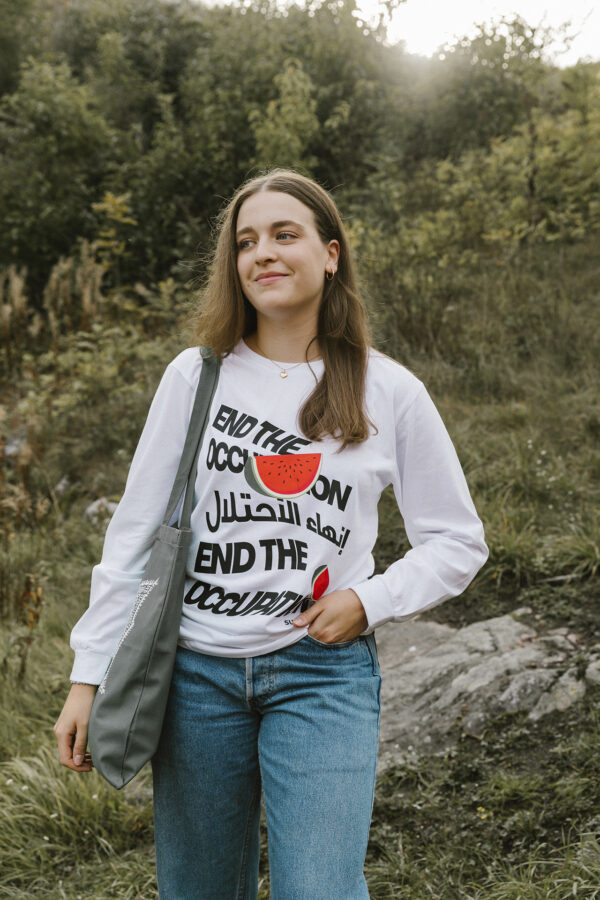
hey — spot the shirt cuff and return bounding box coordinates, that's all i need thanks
[351,576,396,634]
[70,650,113,685]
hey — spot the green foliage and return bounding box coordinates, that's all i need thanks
[91,190,138,288]
[111,93,196,281]
[1,0,597,295]
[405,16,561,161]
[0,58,114,293]
[85,29,160,132]
[16,322,181,490]
[369,234,600,623]
[0,0,41,97]
[250,59,319,170]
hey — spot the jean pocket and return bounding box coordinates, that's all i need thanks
[303,632,362,649]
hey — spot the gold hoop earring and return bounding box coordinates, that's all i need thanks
[325,270,334,281]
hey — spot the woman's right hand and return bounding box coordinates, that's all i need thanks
[53,683,97,773]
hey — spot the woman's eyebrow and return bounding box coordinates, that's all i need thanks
[236,219,305,238]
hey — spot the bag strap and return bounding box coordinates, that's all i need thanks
[162,347,220,529]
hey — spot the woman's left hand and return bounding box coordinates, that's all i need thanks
[292,589,368,643]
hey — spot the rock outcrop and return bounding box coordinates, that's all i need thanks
[375,610,594,772]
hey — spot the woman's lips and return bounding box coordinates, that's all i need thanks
[256,273,287,285]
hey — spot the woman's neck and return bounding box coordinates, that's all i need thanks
[246,325,321,363]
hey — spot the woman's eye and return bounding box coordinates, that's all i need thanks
[237,232,295,250]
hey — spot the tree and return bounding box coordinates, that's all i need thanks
[0,59,113,297]
[399,16,564,162]
[0,0,40,97]
[250,60,319,171]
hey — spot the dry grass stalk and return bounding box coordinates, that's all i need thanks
[0,266,29,365]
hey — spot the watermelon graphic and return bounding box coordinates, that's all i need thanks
[244,453,322,499]
[311,565,329,601]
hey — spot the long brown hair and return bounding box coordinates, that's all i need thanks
[190,169,374,449]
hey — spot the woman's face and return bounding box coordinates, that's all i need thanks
[235,191,339,328]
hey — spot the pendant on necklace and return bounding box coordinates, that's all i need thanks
[280,370,288,378]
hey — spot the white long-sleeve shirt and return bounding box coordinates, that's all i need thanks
[70,339,488,683]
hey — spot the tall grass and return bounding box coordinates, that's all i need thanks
[0,747,153,890]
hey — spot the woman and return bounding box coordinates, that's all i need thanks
[54,169,488,899]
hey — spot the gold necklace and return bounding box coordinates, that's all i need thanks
[252,337,308,379]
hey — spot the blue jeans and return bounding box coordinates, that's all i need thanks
[151,631,382,899]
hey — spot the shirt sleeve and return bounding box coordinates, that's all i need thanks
[69,361,196,683]
[352,383,489,633]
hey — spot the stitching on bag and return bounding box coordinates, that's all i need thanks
[98,579,159,695]
[121,556,184,782]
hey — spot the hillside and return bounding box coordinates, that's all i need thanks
[1,1,599,895]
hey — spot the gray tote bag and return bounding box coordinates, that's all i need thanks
[88,349,220,789]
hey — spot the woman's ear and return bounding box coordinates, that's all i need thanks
[326,239,340,271]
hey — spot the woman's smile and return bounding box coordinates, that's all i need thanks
[255,272,289,285]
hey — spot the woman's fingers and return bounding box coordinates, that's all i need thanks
[72,722,90,767]
[54,720,90,770]
[53,684,97,772]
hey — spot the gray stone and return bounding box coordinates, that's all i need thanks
[585,659,600,685]
[462,710,489,739]
[454,614,535,655]
[375,610,590,773]
[498,669,558,713]
[435,644,547,708]
[529,669,586,721]
[539,634,574,651]
[372,619,453,674]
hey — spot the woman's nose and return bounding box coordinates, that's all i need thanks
[255,236,277,262]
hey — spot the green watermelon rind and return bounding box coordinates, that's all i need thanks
[243,453,322,499]
[244,459,271,497]
[311,564,329,600]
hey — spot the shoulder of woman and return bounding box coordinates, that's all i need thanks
[366,348,424,398]
[166,346,206,388]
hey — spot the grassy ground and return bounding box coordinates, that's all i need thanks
[1,238,599,896]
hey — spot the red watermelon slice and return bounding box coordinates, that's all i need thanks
[244,453,322,499]
[311,565,329,600]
